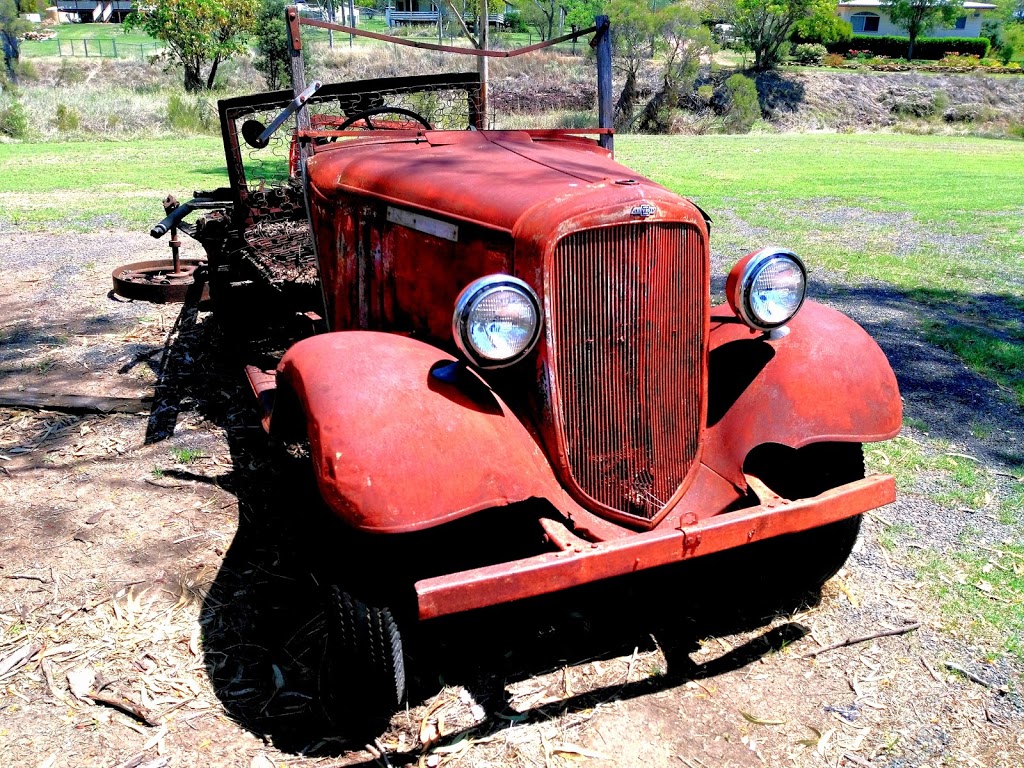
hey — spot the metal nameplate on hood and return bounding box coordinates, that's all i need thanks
[386,206,459,242]
[630,203,658,218]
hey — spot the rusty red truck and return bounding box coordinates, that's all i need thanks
[142,11,901,715]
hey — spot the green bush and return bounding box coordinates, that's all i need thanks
[166,93,214,133]
[14,58,38,81]
[56,58,87,86]
[55,103,80,132]
[722,74,760,134]
[828,35,990,60]
[792,43,827,65]
[0,99,29,139]
[504,9,528,33]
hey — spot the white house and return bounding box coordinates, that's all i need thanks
[836,0,997,38]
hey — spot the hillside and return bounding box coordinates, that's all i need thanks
[755,69,1024,133]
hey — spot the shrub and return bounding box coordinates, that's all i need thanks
[828,35,990,60]
[14,59,38,81]
[931,90,949,114]
[722,74,760,134]
[504,9,528,33]
[0,99,29,139]
[938,53,982,67]
[55,103,80,131]
[822,52,845,67]
[792,43,827,65]
[166,92,214,133]
[56,58,86,86]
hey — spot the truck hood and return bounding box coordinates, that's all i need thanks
[305,130,691,234]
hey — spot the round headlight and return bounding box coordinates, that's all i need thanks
[453,275,542,368]
[726,248,807,331]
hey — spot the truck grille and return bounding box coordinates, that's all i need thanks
[547,223,707,522]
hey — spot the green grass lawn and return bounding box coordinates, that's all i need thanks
[21,23,162,58]
[618,133,1024,295]
[0,138,226,230]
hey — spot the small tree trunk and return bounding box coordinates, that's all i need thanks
[614,69,637,130]
[184,64,203,92]
[206,55,221,90]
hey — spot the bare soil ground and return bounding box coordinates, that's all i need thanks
[1,231,1022,768]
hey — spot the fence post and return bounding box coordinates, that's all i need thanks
[57,38,62,56]
[112,39,118,58]
[84,39,89,57]
[595,15,613,152]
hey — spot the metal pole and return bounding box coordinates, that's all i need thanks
[348,0,355,47]
[478,0,488,127]
[595,15,613,152]
[287,6,312,165]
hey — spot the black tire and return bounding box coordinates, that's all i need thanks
[325,585,406,720]
[741,442,866,596]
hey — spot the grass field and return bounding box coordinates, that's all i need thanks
[20,23,163,59]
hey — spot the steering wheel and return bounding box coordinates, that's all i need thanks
[336,107,433,132]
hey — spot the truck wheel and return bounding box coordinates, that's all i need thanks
[741,442,866,597]
[325,586,406,720]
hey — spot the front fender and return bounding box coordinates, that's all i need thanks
[703,300,901,487]
[276,331,571,533]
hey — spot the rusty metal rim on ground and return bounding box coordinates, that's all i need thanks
[111,259,210,304]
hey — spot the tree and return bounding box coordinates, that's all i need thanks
[519,0,560,40]
[254,0,289,89]
[792,8,853,44]
[733,0,831,70]
[881,0,964,59]
[607,0,657,127]
[124,0,258,92]
[637,3,713,131]
[1,0,30,82]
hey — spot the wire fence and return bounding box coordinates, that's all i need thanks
[25,37,166,59]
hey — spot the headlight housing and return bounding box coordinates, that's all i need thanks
[726,248,807,331]
[453,275,542,368]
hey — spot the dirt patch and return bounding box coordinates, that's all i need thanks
[1,232,1022,768]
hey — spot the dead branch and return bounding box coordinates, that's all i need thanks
[4,573,50,583]
[944,663,1007,692]
[0,642,41,678]
[86,693,160,727]
[803,622,921,658]
[842,753,880,768]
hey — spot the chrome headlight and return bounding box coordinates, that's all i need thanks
[453,275,542,368]
[726,248,807,331]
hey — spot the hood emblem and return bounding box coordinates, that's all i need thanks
[630,203,657,218]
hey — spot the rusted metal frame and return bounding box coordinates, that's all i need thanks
[297,16,598,58]
[415,474,896,619]
[287,7,312,169]
[298,128,427,140]
[593,15,613,151]
[244,366,277,432]
[297,127,612,141]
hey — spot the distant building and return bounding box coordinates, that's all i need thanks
[836,0,997,39]
[54,0,134,23]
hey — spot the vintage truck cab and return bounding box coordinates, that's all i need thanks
[152,12,901,716]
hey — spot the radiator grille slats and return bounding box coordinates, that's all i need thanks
[548,223,706,521]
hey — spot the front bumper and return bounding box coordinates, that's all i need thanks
[415,473,895,619]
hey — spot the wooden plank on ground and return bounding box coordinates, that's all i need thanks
[0,390,153,415]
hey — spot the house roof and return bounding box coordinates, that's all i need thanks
[837,0,996,8]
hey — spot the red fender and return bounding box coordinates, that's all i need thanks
[703,300,902,487]
[276,331,580,534]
